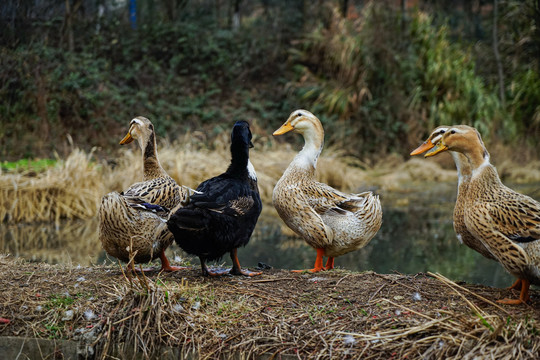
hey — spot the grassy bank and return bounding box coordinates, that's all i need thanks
[0,255,538,359]
[2,136,540,225]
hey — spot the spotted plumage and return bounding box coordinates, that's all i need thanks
[98,116,188,271]
[272,110,382,272]
[426,125,540,304]
[411,125,496,261]
[98,192,173,264]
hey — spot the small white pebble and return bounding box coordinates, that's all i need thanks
[343,334,356,345]
[173,304,184,313]
[77,276,86,282]
[395,309,401,316]
[84,310,95,320]
[62,310,74,321]
[191,301,201,310]
[36,305,43,312]
[412,292,422,301]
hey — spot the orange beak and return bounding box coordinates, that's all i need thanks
[273,122,294,136]
[424,142,448,157]
[119,132,134,145]
[410,140,435,156]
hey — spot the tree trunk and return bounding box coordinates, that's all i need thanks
[65,0,75,51]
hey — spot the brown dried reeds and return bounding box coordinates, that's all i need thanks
[0,135,375,224]
[3,133,538,225]
[0,149,103,224]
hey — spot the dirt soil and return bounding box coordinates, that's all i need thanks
[0,255,539,359]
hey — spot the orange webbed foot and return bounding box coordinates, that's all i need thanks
[497,279,531,305]
[291,248,326,273]
[159,251,186,272]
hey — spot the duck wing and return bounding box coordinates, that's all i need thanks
[486,190,540,244]
[189,176,258,217]
[308,182,374,215]
[273,181,335,248]
[123,176,183,209]
[125,196,170,216]
[305,181,349,214]
[466,190,540,275]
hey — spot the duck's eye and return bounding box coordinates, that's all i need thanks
[149,124,154,131]
[450,130,456,134]
[296,112,303,117]
[439,130,445,134]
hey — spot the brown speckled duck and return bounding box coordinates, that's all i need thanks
[272,110,382,273]
[98,116,189,271]
[411,125,496,261]
[426,125,540,304]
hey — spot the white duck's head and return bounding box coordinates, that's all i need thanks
[273,109,324,142]
[273,109,325,170]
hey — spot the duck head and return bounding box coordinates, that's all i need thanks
[120,116,155,148]
[424,125,483,157]
[273,109,324,141]
[424,125,490,170]
[231,120,254,149]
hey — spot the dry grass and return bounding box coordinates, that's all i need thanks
[0,255,538,359]
[2,135,539,224]
[0,136,374,224]
[0,149,103,224]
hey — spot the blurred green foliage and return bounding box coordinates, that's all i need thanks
[290,4,508,156]
[0,0,538,160]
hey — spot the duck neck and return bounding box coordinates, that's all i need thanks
[462,140,504,189]
[290,127,324,176]
[464,141,491,179]
[141,132,166,180]
[226,142,249,178]
[450,152,471,188]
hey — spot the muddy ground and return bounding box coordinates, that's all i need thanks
[0,255,539,359]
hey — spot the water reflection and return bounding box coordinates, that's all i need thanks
[1,219,100,266]
[2,182,539,288]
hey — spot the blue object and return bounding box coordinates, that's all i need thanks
[130,0,137,30]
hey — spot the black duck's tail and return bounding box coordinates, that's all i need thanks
[167,209,206,231]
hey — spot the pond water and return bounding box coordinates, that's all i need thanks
[2,181,539,288]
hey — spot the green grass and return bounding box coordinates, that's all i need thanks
[1,158,56,173]
[45,293,83,310]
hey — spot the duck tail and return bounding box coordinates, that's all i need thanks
[167,209,206,231]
